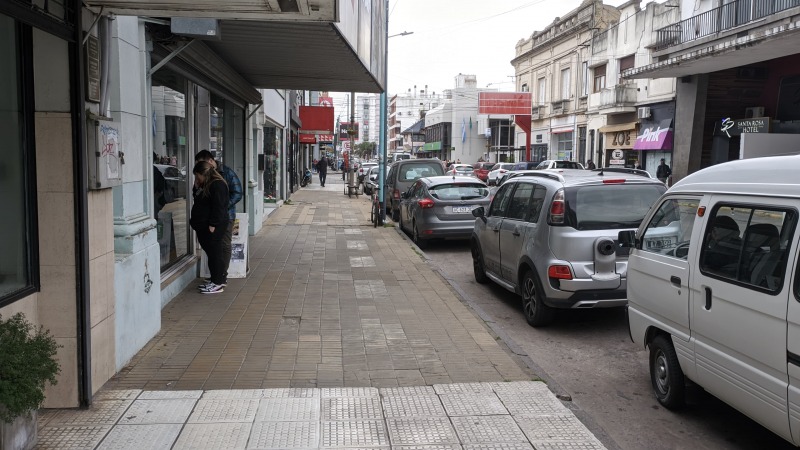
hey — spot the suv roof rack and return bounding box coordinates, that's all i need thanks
[513,171,565,183]
[591,167,651,178]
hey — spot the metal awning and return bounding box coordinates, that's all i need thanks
[598,122,638,133]
[83,0,336,21]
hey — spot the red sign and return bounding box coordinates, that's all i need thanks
[318,134,334,142]
[299,134,316,143]
[299,106,334,134]
[319,96,333,107]
[479,92,533,115]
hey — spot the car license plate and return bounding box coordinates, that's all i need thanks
[452,206,472,213]
[646,239,673,249]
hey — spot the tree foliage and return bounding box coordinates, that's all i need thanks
[354,142,377,160]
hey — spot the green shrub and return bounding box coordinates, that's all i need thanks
[0,313,61,423]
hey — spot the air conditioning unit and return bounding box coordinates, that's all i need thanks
[745,106,765,118]
[637,107,651,119]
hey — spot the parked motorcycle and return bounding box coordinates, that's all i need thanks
[300,167,312,187]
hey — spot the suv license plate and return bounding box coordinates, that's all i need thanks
[647,239,673,249]
[452,206,472,213]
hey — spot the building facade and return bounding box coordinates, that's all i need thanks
[389,89,441,154]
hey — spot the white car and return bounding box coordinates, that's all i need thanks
[445,164,476,177]
[358,162,378,184]
[487,163,515,186]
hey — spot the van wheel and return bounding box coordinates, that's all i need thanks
[471,244,489,284]
[521,270,555,327]
[649,334,686,409]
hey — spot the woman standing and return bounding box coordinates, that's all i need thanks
[190,160,229,294]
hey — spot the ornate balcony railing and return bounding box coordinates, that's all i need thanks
[655,0,800,51]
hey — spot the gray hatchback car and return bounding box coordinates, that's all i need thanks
[384,159,445,221]
[471,169,666,326]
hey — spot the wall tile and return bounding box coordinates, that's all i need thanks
[91,315,116,395]
[89,255,109,328]
[38,265,77,338]
[0,294,39,324]
[35,113,74,193]
[88,190,114,260]
[43,337,79,408]
[38,192,75,267]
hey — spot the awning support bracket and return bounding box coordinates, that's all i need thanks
[148,39,197,78]
[246,102,264,121]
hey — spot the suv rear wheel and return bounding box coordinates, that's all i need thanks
[521,269,555,327]
[471,244,488,284]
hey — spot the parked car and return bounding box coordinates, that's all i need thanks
[391,152,412,163]
[446,164,476,177]
[470,169,666,326]
[358,162,378,184]
[384,159,445,222]
[620,155,800,445]
[498,169,541,186]
[155,164,187,201]
[399,175,491,248]
[363,166,380,195]
[487,163,516,186]
[536,160,585,170]
[497,162,542,186]
[472,162,495,182]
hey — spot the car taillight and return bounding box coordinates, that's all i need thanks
[548,265,573,280]
[548,189,565,224]
[393,189,401,199]
[500,169,507,173]
[603,179,625,184]
[418,198,434,209]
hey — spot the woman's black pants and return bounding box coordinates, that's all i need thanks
[197,225,227,285]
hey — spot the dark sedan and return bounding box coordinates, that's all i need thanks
[398,175,491,248]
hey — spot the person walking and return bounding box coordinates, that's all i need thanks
[656,158,672,185]
[317,155,328,186]
[190,160,229,294]
[195,150,243,285]
[586,160,596,170]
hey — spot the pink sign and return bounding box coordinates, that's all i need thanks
[634,125,673,150]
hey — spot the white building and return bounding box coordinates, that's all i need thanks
[389,88,441,153]
[357,93,381,145]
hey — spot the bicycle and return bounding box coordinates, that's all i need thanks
[370,191,383,227]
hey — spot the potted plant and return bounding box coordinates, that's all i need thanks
[0,313,60,450]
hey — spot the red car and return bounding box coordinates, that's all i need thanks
[472,162,495,182]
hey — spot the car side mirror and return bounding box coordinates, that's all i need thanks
[400,192,408,199]
[618,230,637,249]
[472,206,486,222]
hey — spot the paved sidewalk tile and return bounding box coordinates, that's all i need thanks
[37,382,606,449]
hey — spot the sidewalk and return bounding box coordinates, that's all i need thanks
[35,177,606,449]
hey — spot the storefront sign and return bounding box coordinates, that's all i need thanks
[716,117,770,138]
[635,119,673,150]
[422,141,442,151]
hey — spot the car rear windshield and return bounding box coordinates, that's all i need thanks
[564,184,666,230]
[429,183,489,201]
[455,166,473,173]
[398,163,444,181]
[478,163,494,170]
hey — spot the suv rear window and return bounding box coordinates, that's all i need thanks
[398,162,444,181]
[429,183,489,200]
[477,163,494,170]
[565,184,665,230]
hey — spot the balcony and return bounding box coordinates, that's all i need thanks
[589,84,637,112]
[654,0,800,51]
[551,100,570,115]
[531,105,545,120]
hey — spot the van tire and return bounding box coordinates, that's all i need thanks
[521,270,555,327]
[471,244,489,284]
[649,334,686,409]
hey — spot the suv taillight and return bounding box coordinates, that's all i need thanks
[418,198,434,209]
[548,265,573,280]
[548,189,565,224]
[393,189,401,200]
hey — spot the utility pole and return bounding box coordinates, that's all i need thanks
[378,0,389,221]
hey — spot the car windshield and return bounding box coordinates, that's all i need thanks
[429,183,489,201]
[565,184,666,230]
[399,163,444,181]
[454,166,473,174]
[555,161,582,169]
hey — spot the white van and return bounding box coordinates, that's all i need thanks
[391,152,412,163]
[620,155,800,445]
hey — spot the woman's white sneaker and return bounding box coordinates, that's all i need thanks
[200,283,224,294]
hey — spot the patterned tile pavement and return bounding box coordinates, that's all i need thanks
[36,382,606,449]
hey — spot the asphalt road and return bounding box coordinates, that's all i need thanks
[415,236,794,450]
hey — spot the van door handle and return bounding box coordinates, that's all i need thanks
[670,276,681,287]
[512,227,521,236]
[705,287,712,310]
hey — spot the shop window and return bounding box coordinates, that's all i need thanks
[151,69,190,271]
[556,132,573,160]
[0,15,38,305]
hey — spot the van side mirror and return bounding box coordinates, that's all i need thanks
[400,192,408,199]
[618,230,637,249]
[472,207,486,222]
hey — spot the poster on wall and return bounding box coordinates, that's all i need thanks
[200,213,249,279]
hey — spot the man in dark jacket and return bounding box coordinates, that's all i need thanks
[195,150,243,284]
[656,158,672,184]
[317,155,328,187]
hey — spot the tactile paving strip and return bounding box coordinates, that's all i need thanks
[262,388,319,398]
[46,400,132,426]
[172,423,252,449]
[93,390,142,401]
[439,393,509,416]
[256,397,320,421]
[187,398,260,423]
[392,446,462,450]
[323,396,383,420]
[527,442,607,450]
[382,395,447,418]
[386,417,459,445]
[321,420,388,447]
[463,444,534,450]
[380,386,436,397]
[450,416,527,444]
[202,389,265,399]
[96,423,181,449]
[433,383,494,395]
[321,387,379,398]
[496,391,568,416]
[515,415,599,442]
[489,381,550,395]
[248,421,319,449]
[138,390,203,400]
[118,399,197,424]
[36,425,111,449]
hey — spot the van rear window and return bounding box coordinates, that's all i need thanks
[564,184,665,230]
[398,163,444,181]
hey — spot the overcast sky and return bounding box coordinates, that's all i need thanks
[330,0,630,113]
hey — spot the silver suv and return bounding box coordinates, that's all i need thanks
[470,169,666,326]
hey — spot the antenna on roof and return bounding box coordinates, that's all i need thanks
[598,166,604,176]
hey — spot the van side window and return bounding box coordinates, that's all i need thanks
[640,198,700,260]
[700,205,796,292]
[489,184,514,218]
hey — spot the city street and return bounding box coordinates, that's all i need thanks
[414,235,795,450]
